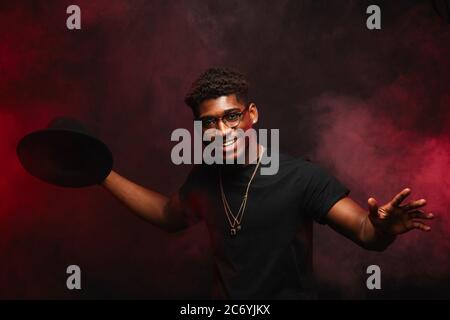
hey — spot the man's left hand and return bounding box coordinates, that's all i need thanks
[368,188,434,235]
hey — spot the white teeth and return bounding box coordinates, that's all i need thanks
[223,139,235,147]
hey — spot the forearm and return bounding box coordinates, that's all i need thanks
[327,197,396,252]
[101,170,181,231]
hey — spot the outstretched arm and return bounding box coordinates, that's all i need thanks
[325,188,434,251]
[101,170,187,232]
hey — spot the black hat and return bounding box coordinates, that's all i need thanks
[17,117,113,188]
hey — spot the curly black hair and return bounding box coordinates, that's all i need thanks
[184,67,249,114]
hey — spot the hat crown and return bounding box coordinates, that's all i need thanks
[17,116,112,188]
[47,117,95,136]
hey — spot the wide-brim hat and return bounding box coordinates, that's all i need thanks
[17,117,113,188]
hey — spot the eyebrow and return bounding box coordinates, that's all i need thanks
[197,107,242,119]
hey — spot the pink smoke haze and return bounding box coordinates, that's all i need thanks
[312,81,450,299]
[0,0,449,298]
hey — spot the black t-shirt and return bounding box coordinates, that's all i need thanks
[179,151,350,299]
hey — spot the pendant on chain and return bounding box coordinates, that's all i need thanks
[230,225,242,236]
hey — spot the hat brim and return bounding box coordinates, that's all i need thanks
[17,129,113,188]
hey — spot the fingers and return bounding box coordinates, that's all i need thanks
[367,197,378,217]
[409,220,432,232]
[390,188,411,207]
[408,210,434,219]
[403,198,427,211]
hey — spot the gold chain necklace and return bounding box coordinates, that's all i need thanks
[219,146,264,236]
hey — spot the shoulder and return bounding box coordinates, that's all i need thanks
[179,163,215,192]
[275,151,322,175]
[274,152,336,185]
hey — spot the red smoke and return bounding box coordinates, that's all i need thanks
[0,0,448,299]
[0,0,213,299]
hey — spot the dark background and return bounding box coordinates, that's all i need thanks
[0,0,449,299]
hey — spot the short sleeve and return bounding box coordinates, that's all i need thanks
[178,166,205,226]
[299,161,350,224]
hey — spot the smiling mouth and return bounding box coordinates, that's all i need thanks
[223,138,236,147]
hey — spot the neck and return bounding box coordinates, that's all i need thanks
[221,144,264,170]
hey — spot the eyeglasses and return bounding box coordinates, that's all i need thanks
[197,106,249,130]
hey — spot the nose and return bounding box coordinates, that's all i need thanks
[217,119,228,135]
[216,119,234,143]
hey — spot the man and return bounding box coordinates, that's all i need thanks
[101,67,433,299]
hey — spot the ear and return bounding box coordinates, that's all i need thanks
[248,103,258,125]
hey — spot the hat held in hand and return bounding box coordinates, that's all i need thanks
[17,117,113,188]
